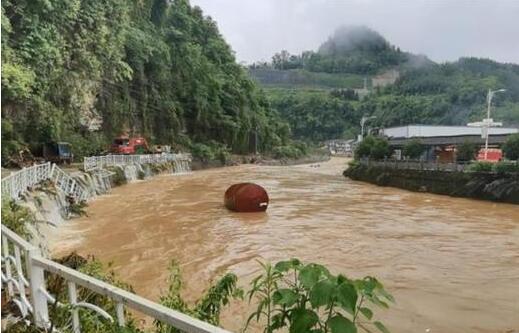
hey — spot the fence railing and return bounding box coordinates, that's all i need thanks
[359,158,469,172]
[1,163,92,202]
[1,224,231,333]
[83,153,192,172]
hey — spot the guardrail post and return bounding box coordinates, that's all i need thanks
[116,302,125,326]
[68,281,81,333]
[27,248,49,328]
[2,237,14,296]
[14,246,28,315]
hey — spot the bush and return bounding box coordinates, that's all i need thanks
[502,133,519,160]
[456,141,478,162]
[493,161,519,174]
[355,136,391,160]
[155,261,243,331]
[246,258,393,333]
[107,167,127,186]
[1,200,36,240]
[403,139,425,159]
[468,161,493,172]
[272,145,306,159]
[190,143,215,163]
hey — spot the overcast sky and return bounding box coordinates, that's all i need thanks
[191,0,519,65]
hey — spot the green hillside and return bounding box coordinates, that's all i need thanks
[364,57,519,127]
[1,0,292,162]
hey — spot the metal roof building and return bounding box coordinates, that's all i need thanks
[380,125,518,139]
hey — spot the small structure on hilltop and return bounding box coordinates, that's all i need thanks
[224,183,269,212]
[380,124,519,162]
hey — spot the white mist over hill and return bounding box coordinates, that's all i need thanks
[192,0,519,65]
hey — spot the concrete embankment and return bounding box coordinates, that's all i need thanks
[344,163,519,204]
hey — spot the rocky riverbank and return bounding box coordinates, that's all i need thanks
[344,162,519,204]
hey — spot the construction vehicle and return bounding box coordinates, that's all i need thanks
[110,136,150,154]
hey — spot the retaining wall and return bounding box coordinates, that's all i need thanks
[344,163,519,204]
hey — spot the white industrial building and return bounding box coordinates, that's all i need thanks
[380,125,518,139]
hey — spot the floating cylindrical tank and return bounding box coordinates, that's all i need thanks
[224,183,269,212]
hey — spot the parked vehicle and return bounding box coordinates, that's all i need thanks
[110,136,149,154]
[43,142,73,164]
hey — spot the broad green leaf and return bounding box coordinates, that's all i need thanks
[370,295,389,309]
[374,321,390,333]
[309,279,336,308]
[289,308,319,333]
[337,282,358,314]
[359,307,373,320]
[273,288,299,307]
[275,258,301,272]
[327,314,357,333]
[299,264,328,289]
[378,288,395,303]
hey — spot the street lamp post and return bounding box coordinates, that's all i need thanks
[359,116,376,142]
[467,88,506,160]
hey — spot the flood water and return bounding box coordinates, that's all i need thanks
[51,157,519,333]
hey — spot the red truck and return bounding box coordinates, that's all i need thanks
[110,136,149,154]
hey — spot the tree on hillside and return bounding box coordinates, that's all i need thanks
[354,135,391,160]
[502,133,519,160]
[456,141,479,162]
[403,139,425,159]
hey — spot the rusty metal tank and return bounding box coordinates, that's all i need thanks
[224,183,269,212]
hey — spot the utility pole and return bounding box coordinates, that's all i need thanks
[467,88,506,160]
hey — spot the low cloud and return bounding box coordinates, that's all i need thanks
[191,0,519,64]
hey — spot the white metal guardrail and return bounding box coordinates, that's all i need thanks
[1,224,231,333]
[1,163,91,202]
[83,153,192,172]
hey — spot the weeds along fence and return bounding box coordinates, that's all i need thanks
[83,153,192,172]
[1,224,231,333]
[1,162,91,202]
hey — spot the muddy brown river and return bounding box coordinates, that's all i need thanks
[51,157,519,333]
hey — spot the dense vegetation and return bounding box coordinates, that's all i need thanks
[362,58,519,128]
[503,133,519,160]
[266,88,361,142]
[1,0,292,163]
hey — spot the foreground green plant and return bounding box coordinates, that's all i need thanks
[246,259,393,333]
[155,260,243,333]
